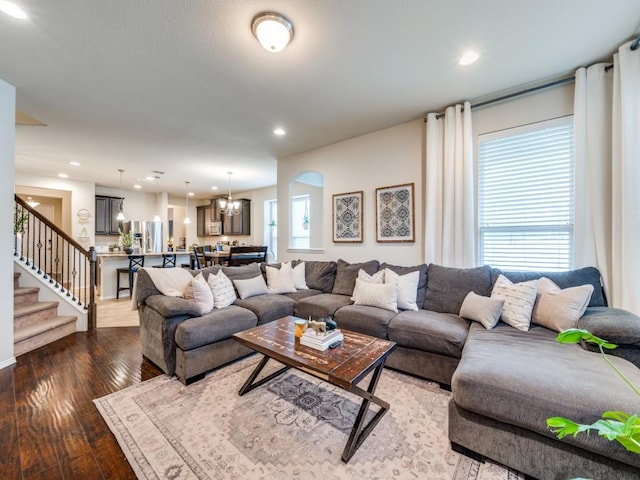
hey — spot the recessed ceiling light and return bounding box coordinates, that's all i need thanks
[188,192,194,197]
[459,50,479,66]
[144,176,154,182]
[0,1,27,19]
[58,173,68,178]
[211,186,219,190]
[69,161,80,166]
[274,127,286,136]
[134,184,142,189]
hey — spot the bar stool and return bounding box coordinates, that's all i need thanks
[153,253,176,268]
[116,255,144,299]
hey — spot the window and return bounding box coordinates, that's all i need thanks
[290,195,310,249]
[264,199,277,262]
[477,117,574,271]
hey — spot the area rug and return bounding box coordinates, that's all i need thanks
[95,356,523,480]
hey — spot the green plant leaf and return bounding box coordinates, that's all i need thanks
[556,328,617,349]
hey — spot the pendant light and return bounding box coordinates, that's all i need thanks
[152,176,162,222]
[116,169,125,221]
[183,181,191,224]
[218,171,241,216]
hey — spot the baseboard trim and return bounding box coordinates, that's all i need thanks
[0,356,17,370]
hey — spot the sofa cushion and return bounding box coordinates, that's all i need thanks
[388,310,470,358]
[234,294,295,325]
[282,289,323,302]
[424,264,492,314]
[222,263,262,282]
[333,305,397,339]
[144,294,203,318]
[174,306,258,351]
[452,322,640,468]
[294,293,353,319]
[299,260,337,293]
[380,262,428,309]
[492,266,606,307]
[578,307,640,368]
[192,265,222,280]
[332,259,380,296]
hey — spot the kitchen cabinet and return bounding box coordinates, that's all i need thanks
[222,198,251,235]
[95,195,123,235]
[197,205,215,236]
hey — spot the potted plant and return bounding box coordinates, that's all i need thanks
[119,228,135,254]
[547,329,640,454]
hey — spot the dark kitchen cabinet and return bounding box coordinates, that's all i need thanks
[197,205,214,237]
[95,195,123,235]
[221,199,251,235]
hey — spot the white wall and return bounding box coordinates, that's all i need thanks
[1,79,16,369]
[15,172,96,247]
[277,84,575,267]
[278,120,424,265]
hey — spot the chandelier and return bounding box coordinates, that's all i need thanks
[218,171,240,216]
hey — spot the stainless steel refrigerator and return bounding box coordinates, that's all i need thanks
[124,221,163,253]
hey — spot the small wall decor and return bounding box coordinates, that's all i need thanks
[375,183,415,242]
[333,191,363,243]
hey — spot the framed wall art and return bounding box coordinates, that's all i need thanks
[375,183,415,242]
[332,191,363,243]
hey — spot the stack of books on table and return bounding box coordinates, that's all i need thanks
[300,329,344,351]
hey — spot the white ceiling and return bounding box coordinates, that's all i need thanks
[2,0,639,198]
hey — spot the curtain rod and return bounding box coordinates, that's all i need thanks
[430,75,575,120]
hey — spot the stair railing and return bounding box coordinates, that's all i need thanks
[14,195,97,329]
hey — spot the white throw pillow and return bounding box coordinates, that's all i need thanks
[233,274,270,299]
[459,291,505,329]
[265,263,297,294]
[291,261,308,290]
[532,277,594,332]
[207,270,236,309]
[352,278,398,312]
[351,269,385,300]
[490,275,538,331]
[384,268,419,311]
[183,273,214,315]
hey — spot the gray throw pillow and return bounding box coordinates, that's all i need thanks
[424,264,492,314]
[222,263,261,282]
[459,291,504,329]
[332,259,380,296]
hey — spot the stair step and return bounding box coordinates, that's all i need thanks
[14,272,20,289]
[14,286,40,306]
[14,316,77,356]
[14,301,59,330]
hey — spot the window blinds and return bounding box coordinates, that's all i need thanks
[478,117,574,272]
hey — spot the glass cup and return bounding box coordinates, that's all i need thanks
[294,319,307,338]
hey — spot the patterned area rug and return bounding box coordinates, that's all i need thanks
[95,356,523,480]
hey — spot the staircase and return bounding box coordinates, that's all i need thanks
[13,272,77,356]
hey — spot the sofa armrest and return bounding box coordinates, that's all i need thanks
[145,295,201,318]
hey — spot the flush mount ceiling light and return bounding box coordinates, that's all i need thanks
[252,12,294,53]
[459,50,480,66]
[273,127,286,136]
[0,1,27,19]
[26,196,39,208]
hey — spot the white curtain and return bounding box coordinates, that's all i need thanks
[574,40,640,314]
[425,102,475,267]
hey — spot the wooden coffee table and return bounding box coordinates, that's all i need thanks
[233,316,397,463]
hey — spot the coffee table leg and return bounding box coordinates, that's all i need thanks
[341,361,390,463]
[238,354,290,396]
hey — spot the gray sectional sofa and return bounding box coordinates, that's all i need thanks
[135,259,640,480]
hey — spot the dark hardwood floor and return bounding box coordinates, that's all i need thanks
[1,327,163,480]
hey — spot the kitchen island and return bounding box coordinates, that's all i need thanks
[97,251,191,299]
